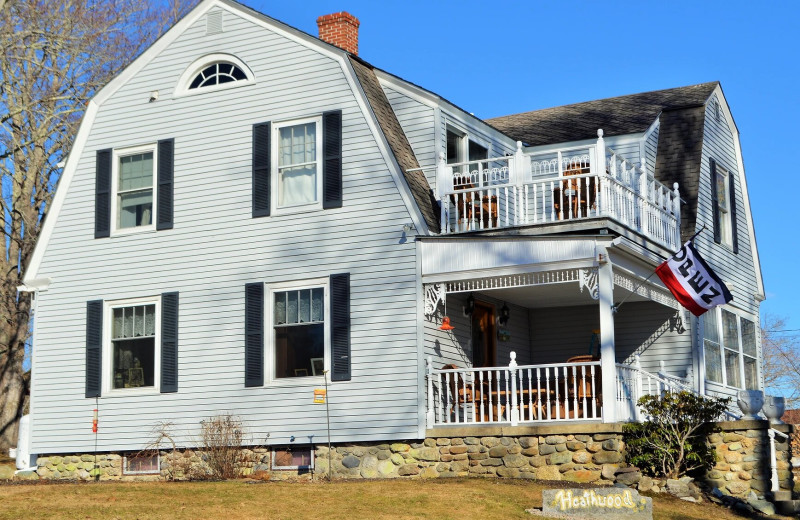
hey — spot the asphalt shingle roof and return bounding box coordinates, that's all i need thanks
[486,82,719,146]
[348,56,440,232]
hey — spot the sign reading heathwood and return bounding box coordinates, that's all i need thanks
[534,488,652,519]
[655,241,732,317]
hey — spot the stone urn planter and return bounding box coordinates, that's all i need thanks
[763,395,785,424]
[737,390,764,420]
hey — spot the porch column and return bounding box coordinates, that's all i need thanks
[598,256,617,423]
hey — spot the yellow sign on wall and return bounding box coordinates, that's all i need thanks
[314,389,326,404]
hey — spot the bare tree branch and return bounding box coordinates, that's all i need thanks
[0,0,199,450]
[761,313,800,407]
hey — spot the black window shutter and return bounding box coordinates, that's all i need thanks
[323,110,342,209]
[95,149,112,238]
[244,283,264,387]
[160,292,179,393]
[330,273,350,381]
[86,300,103,398]
[157,139,174,230]
[252,122,271,218]
[710,159,721,244]
[729,172,739,253]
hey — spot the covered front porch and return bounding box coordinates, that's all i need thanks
[420,235,692,429]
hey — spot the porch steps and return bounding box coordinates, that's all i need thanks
[773,491,800,515]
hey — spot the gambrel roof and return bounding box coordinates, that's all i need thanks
[486,82,719,146]
[348,56,439,231]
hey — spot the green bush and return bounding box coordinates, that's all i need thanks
[623,391,730,479]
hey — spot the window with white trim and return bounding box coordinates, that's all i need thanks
[189,62,247,90]
[105,297,160,393]
[268,279,329,380]
[123,453,160,475]
[703,308,759,390]
[274,117,322,211]
[175,54,254,97]
[715,166,732,246]
[272,447,313,470]
[113,145,156,232]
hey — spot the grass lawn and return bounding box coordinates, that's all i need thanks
[0,478,782,520]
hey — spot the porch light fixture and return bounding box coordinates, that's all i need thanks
[498,303,510,326]
[439,316,455,331]
[463,294,475,317]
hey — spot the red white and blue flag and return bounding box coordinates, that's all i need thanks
[656,241,733,317]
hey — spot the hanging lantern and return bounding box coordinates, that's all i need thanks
[499,303,510,326]
[464,294,475,316]
[439,316,455,331]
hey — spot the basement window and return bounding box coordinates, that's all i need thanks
[272,447,313,470]
[123,452,160,475]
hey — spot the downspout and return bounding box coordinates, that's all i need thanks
[15,279,49,472]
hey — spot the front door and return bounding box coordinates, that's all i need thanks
[471,301,496,368]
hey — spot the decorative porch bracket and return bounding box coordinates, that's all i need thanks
[579,268,599,300]
[424,283,445,318]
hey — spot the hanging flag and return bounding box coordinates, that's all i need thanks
[656,241,733,317]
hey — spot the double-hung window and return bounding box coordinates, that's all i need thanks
[274,117,322,211]
[105,297,160,393]
[715,166,732,246]
[703,308,759,390]
[268,279,329,380]
[113,145,157,232]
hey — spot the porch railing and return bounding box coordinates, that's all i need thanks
[426,352,602,428]
[615,356,740,422]
[421,130,680,250]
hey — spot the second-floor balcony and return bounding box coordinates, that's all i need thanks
[421,130,681,251]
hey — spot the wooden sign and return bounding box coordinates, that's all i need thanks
[313,389,326,404]
[536,488,652,519]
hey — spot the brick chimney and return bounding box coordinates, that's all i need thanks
[316,12,360,55]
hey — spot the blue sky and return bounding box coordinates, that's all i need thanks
[245,0,798,327]
[12,2,794,374]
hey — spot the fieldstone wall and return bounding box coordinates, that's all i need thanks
[33,425,632,483]
[705,420,793,498]
[36,454,127,481]
[317,431,631,484]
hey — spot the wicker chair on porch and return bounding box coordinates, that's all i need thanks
[565,355,602,419]
[449,174,498,229]
[441,364,481,421]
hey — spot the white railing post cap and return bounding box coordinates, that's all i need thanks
[597,129,604,138]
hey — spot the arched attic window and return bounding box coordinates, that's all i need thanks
[175,53,254,97]
[189,62,247,89]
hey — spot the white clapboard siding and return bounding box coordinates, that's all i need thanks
[615,301,692,375]
[694,93,759,317]
[382,85,437,171]
[30,9,424,453]
[644,123,659,170]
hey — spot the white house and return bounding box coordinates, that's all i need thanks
[20,0,764,479]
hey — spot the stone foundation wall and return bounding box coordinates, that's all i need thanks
[317,430,631,484]
[705,420,793,498]
[34,424,632,483]
[34,421,791,491]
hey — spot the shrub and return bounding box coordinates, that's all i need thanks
[199,414,247,480]
[623,391,730,479]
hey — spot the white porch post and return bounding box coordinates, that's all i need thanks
[426,356,435,429]
[599,254,617,423]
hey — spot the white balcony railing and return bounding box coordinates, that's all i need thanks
[425,353,602,428]
[422,130,681,250]
[615,356,740,422]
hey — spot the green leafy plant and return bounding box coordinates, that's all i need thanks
[623,391,730,479]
